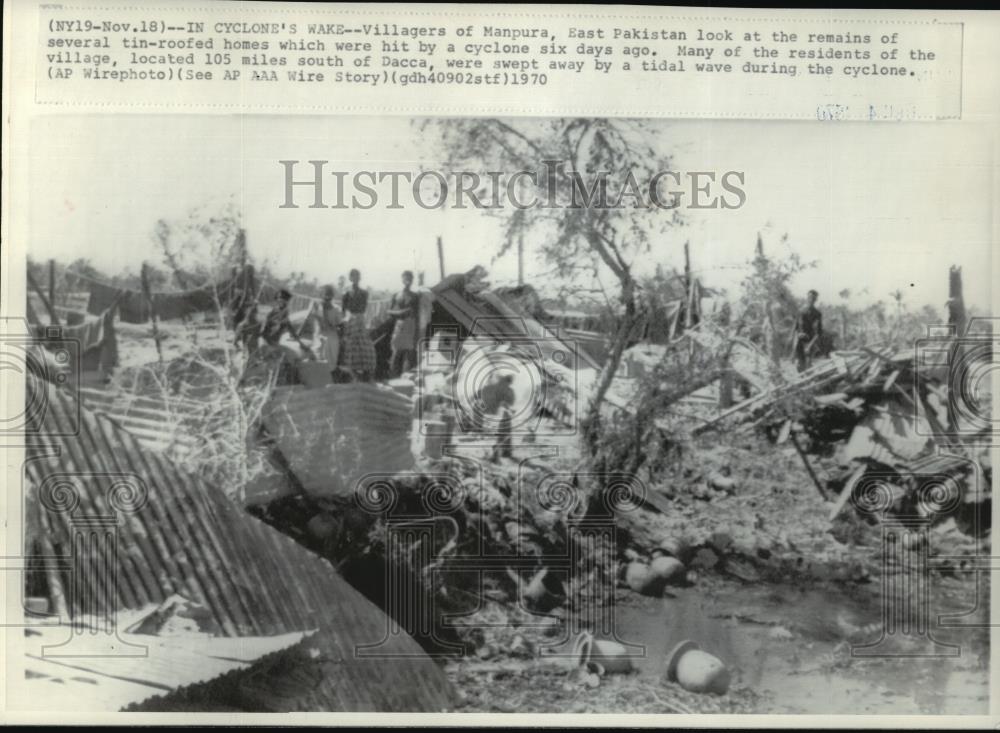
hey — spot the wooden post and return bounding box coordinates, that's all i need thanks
[245,263,257,298]
[718,301,733,408]
[946,265,966,432]
[141,262,163,363]
[26,269,59,327]
[948,265,966,336]
[436,236,446,281]
[684,241,701,331]
[517,234,524,286]
[789,428,828,501]
[683,241,692,330]
[48,259,56,309]
[236,228,248,269]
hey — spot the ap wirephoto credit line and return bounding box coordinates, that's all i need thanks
[1,2,997,726]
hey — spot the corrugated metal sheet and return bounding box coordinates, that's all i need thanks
[24,375,453,711]
[77,386,210,456]
[263,383,414,500]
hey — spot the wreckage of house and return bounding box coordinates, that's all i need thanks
[18,257,991,711]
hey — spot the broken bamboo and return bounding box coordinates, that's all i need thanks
[788,427,828,501]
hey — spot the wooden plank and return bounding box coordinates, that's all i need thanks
[789,427,828,500]
[829,463,867,521]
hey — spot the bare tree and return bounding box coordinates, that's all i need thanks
[140,203,279,503]
[153,198,244,287]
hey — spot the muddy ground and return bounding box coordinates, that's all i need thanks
[444,575,988,715]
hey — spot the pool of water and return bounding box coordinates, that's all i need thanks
[605,578,990,714]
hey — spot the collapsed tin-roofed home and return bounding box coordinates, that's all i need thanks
[21,374,455,712]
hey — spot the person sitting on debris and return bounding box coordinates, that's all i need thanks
[388,270,420,377]
[256,289,312,385]
[341,269,377,382]
[262,289,309,352]
[792,289,824,373]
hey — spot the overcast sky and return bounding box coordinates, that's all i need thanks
[28,114,993,310]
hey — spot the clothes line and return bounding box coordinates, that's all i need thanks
[64,268,394,329]
[65,269,262,324]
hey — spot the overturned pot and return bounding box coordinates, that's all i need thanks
[574,632,632,675]
[664,640,731,695]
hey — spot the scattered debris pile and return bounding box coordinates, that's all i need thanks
[251,454,618,657]
[21,255,993,712]
[693,338,991,537]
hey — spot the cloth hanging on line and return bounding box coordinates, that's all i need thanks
[68,267,327,326]
[117,290,152,324]
[152,285,218,321]
[38,309,105,353]
[85,280,122,318]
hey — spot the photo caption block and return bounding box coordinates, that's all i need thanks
[34,3,963,120]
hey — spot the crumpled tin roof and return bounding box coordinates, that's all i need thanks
[24,375,453,711]
[76,386,209,457]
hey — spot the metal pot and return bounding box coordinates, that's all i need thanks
[665,639,731,694]
[574,632,632,675]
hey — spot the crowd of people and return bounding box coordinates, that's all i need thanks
[229,268,421,383]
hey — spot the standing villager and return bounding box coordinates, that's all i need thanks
[388,270,419,377]
[792,289,823,373]
[341,269,377,382]
[312,284,344,380]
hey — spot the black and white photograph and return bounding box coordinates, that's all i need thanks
[1,2,996,725]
